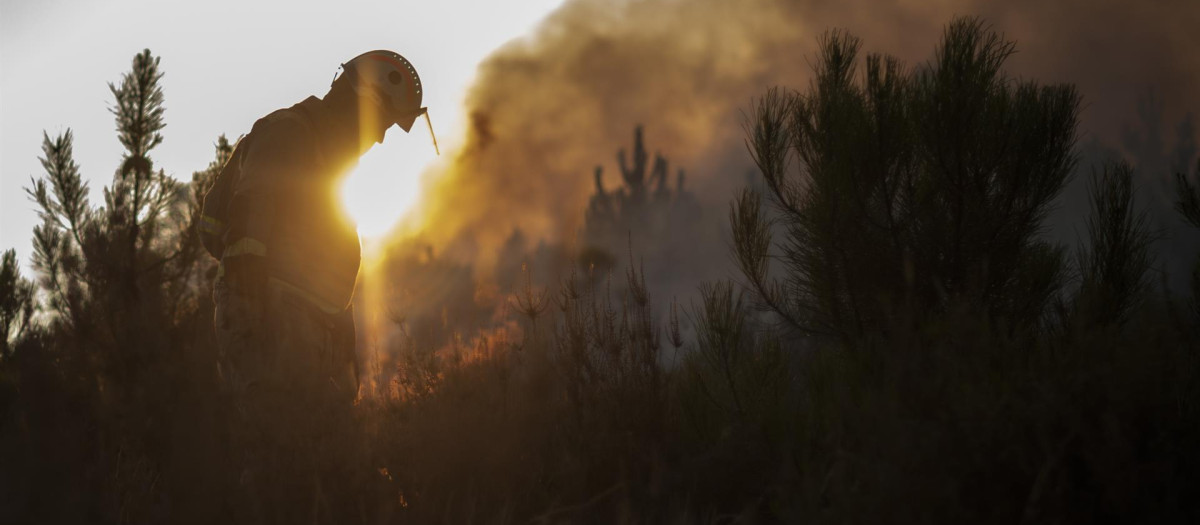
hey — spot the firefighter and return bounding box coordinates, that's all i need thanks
[206,50,428,523]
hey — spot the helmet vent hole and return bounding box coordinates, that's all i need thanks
[388,71,403,85]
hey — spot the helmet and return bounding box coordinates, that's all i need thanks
[335,50,425,132]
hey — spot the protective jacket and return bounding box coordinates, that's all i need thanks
[223,96,362,313]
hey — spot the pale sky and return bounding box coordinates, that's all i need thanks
[0,0,565,269]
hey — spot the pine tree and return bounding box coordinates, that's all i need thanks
[0,250,36,357]
[26,129,90,327]
[735,17,1081,341]
[1075,161,1155,326]
[1175,158,1200,321]
[179,134,234,294]
[582,125,698,273]
[19,50,214,522]
[101,48,182,303]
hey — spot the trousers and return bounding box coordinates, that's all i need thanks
[213,276,359,524]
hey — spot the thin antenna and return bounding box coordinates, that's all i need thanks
[424,110,440,155]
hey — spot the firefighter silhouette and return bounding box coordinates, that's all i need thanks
[202,50,435,523]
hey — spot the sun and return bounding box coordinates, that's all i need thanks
[340,127,436,239]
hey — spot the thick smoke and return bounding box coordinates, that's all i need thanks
[410,0,1199,288]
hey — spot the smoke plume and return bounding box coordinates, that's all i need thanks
[410,0,1199,282]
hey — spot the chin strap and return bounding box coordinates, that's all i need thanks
[424,110,440,156]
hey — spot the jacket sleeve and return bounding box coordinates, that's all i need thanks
[224,116,311,258]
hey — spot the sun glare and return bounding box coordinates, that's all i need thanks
[340,127,437,239]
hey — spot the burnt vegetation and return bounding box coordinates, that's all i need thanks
[3,18,1200,524]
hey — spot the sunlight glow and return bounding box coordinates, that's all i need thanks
[341,126,437,239]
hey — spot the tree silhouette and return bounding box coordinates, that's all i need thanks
[580,125,703,302]
[26,129,89,328]
[1074,161,1156,327]
[583,126,695,263]
[17,49,218,523]
[1175,158,1200,321]
[0,250,36,357]
[736,18,1081,341]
